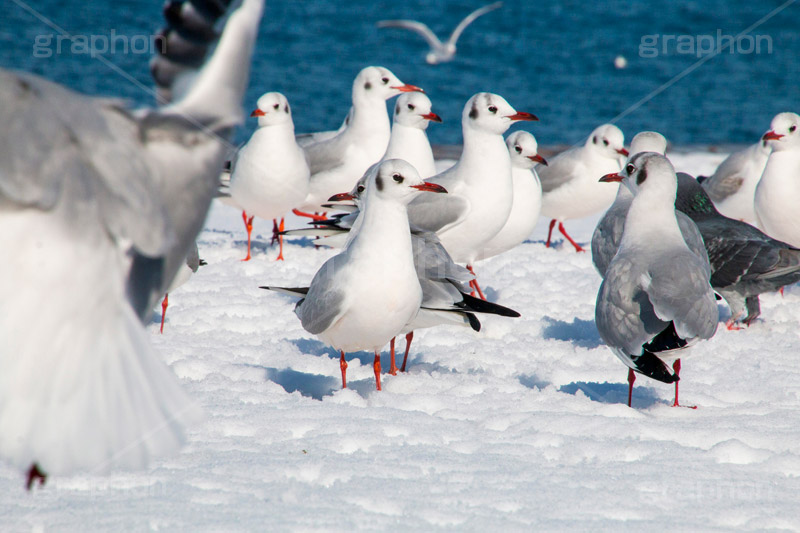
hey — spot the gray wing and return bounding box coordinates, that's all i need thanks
[701,150,748,203]
[296,254,349,335]
[448,1,503,46]
[407,192,469,233]
[412,231,472,308]
[591,193,631,277]
[304,133,348,176]
[536,147,580,193]
[644,252,718,341]
[377,20,443,49]
[677,212,710,272]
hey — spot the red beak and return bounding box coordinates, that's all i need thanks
[616,147,630,156]
[505,111,539,122]
[421,112,442,123]
[250,108,265,117]
[327,192,355,202]
[529,154,548,165]
[391,83,424,93]
[599,173,624,183]
[411,182,448,193]
[763,130,784,141]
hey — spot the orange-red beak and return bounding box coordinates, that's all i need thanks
[616,147,630,156]
[505,111,538,122]
[250,108,265,117]
[529,154,548,165]
[599,172,624,183]
[421,112,442,123]
[392,83,424,93]
[763,130,784,141]
[328,192,355,202]
[412,182,448,193]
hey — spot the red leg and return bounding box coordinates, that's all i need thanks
[276,218,285,261]
[241,211,254,261]
[160,293,169,334]
[339,351,348,389]
[545,219,557,248]
[292,208,328,222]
[373,351,382,391]
[725,318,743,331]
[401,331,414,372]
[558,222,585,252]
[26,463,46,491]
[389,338,398,375]
[672,359,697,409]
[627,368,636,407]
[466,265,486,300]
[779,287,785,297]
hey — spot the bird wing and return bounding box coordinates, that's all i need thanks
[676,212,710,273]
[591,194,631,277]
[406,192,470,233]
[448,1,503,46]
[377,20,443,49]
[296,254,350,335]
[536,146,581,193]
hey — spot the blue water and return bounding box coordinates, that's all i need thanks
[2,0,799,146]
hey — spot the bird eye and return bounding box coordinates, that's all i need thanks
[382,77,389,84]
[626,164,635,175]
[407,104,415,110]
[603,139,609,146]
[357,185,365,194]
[488,105,498,114]
[392,173,404,183]
[515,145,522,153]
[273,103,279,110]
[790,125,797,133]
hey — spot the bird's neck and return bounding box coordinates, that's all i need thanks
[458,128,510,182]
[621,189,684,249]
[348,96,391,137]
[347,196,413,260]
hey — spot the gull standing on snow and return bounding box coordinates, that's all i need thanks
[700,136,771,225]
[754,112,800,247]
[595,153,718,408]
[383,92,442,178]
[294,66,423,218]
[228,92,310,261]
[406,92,538,299]
[474,130,547,261]
[0,0,263,488]
[377,2,503,65]
[591,131,707,277]
[538,124,628,252]
[266,160,447,391]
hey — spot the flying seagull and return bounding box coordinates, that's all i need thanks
[377,2,503,65]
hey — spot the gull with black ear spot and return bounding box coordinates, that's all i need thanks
[263,159,447,391]
[383,92,441,179]
[539,124,628,252]
[293,66,424,220]
[595,152,718,408]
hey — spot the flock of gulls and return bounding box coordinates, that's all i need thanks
[2,0,800,493]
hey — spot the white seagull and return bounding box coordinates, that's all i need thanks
[0,0,263,488]
[595,153,718,408]
[228,92,310,261]
[474,130,547,261]
[754,112,800,247]
[378,2,503,65]
[383,92,442,179]
[538,124,628,252]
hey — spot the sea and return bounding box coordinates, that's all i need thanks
[2,0,798,147]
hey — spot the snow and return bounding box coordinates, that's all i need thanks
[3,150,800,531]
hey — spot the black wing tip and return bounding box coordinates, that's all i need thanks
[466,312,481,332]
[631,352,679,384]
[459,292,521,317]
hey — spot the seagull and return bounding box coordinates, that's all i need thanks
[675,172,800,328]
[159,242,206,333]
[377,2,503,65]
[595,153,718,408]
[591,131,707,278]
[474,130,547,261]
[754,112,800,248]
[701,136,771,225]
[228,92,310,261]
[406,92,538,299]
[384,92,442,179]
[0,0,263,487]
[538,124,628,252]
[294,66,424,219]
[265,160,447,391]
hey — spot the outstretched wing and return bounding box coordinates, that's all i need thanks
[377,20,443,49]
[448,1,503,46]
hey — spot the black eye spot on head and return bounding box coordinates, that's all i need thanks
[364,82,372,90]
[395,103,401,115]
[488,105,498,114]
[375,176,384,191]
[392,173,404,183]
[593,136,598,144]
[469,103,479,119]
[407,104,415,110]
[636,166,648,185]
[284,104,289,113]
[790,125,797,133]
[273,103,279,110]
[515,145,522,153]
[626,163,635,175]
[382,77,389,84]
[603,139,609,146]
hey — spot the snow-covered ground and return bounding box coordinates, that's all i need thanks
[4,150,800,532]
